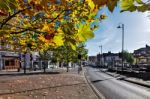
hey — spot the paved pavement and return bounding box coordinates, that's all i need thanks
[0,67,71,76]
[0,67,98,99]
[101,69,150,88]
[86,66,150,99]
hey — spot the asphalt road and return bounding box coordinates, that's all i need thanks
[86,66,150,99]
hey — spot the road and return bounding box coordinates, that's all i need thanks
[85,66,150,99]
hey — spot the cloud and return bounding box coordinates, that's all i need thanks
[86,7,150,56]
[86,19,118,55]
[136,41,147,45]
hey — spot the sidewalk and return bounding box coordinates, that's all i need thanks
[124,77,150,88]
[102,70,150,88]
[0,68,98,99]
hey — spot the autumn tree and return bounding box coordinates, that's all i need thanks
[48,43,87,71]
[1,0,149,52]
[0,0,119,53]
[0,0,126,72]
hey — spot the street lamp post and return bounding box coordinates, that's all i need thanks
[117,23,124,73]
[99,45,103,67]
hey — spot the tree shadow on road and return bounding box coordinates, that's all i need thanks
[91,77,114,83]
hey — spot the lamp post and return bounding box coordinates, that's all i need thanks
[117,23,124,73]
[99,45,103,67]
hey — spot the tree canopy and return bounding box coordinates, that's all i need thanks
[0,0,149,53]
[119,50,134,64]
[0,0,119,52]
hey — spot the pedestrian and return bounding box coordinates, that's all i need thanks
[78,66,82,74]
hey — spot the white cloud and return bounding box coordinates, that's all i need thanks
[137,41,147,44]
[86,9,150,56]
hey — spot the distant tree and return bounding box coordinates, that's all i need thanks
[119,50,134,64]
[51,43,88,64]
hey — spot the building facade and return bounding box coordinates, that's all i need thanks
[97,52,122,69]
[88,56,97,66]
[134,45,150,65]
[0,51,20,70]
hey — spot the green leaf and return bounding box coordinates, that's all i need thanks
[137,5,147,12]
[136,0,144,4]
[88,12,97,19]
[62,23,75,35]
[77,23,94,42]
[120,0,149,12]
[120,0,137,12]
[68,42,76,50]
[0,0,17,11]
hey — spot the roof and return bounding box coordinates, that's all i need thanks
[134,45,150,57]
[97,52,119,57]
[134,45,150,52]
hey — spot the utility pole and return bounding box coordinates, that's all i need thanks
[117,23,124,73]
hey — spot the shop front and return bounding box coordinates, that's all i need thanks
[0,51,20,70]
[3,56,20,70]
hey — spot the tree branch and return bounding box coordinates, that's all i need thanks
[10,27,40,34]
[0,8,27,29]
[47,2,78,23]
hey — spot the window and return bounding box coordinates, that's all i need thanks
[5,60,9,66]
[141,51,146,54]
[10,60,15,66]
[5,59,15,66]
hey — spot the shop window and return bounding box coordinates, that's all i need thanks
[10,60,15,66]
[5,60,9,66]
[5,59,15,66]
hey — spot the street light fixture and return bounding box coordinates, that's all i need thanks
[117,23,124,73]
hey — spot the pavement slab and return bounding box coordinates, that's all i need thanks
[0,69,97,99]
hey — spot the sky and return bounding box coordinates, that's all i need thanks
[86,6,150,56]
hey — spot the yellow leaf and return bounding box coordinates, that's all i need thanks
[86,0,95,11]
[53,34,64,46]
[68,42,76,50]
[77,23,94,42]
[42,23,50,31]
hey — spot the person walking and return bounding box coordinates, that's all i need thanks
[78,65,82,74]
